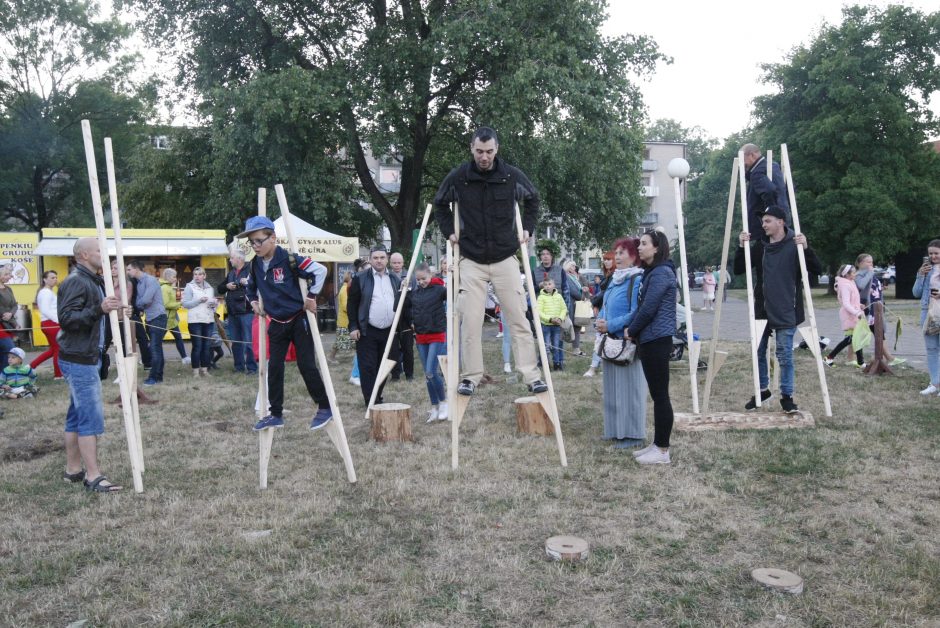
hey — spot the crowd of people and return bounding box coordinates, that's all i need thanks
[7,134,938,493]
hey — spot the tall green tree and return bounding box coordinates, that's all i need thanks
[754,5,940,271]
[0,0,155,231]
[130,0,666,250]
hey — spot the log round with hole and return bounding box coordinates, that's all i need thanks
[369,403,414,442]
[751,568,803,594]
[545,535,589,562]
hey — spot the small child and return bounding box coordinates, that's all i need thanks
[537,278,568,371]
[406,263,448,422]
[824,264,865,367]
[1,348,38,399]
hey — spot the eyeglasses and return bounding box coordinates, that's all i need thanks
[248,235,271,247]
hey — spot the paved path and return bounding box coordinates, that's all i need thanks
[684,290,928,373]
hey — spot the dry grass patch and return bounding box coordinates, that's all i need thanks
[2,331,940,626]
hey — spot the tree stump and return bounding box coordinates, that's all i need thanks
[370,403,413,442]
[515,396,554,436]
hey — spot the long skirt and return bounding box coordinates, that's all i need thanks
[602,357,647,440]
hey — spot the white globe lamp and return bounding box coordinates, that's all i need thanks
[667,157,690,180]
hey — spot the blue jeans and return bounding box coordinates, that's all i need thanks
[757,326,796,396]
[146,314,167,381]
[500,311,511,364]
[351,355,359,379]
[417,341,447,405]
[61,358,104,436]
[169,326,187,359]
[227,313,256,372]
[189,322,214,369]
[0,335,14,355]
[925,332,940,386]
[542,324,563,365]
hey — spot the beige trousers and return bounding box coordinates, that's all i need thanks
[458,255,540,384]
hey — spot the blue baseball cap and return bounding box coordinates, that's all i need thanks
[236,216,276,238]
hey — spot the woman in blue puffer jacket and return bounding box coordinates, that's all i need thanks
[627,230,678,465]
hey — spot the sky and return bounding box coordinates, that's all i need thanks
[603,0,940,140]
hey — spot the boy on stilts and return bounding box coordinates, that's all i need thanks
[240,216,334,431]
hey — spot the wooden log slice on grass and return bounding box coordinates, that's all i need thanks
[545,535,589,562]
[515,396,554,436]
[370,403,414,442]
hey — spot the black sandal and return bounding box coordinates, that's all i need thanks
[84,476,122,493]
[63,470,86,483]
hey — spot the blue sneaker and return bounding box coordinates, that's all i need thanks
[309,408,333,431]
[143,378,160,386]
[253,415,284,431]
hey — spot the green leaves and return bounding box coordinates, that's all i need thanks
[755,4,940,265]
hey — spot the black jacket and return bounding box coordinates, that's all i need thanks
[217,265,251,315]
[433,157,539,264]
[57,264,107,365]
[346,269,410,336]
[406,281,446,335]
[734,229,822,328]
[745,156,790,237]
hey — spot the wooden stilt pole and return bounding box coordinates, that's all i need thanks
[672,175,699,414]
[255,188,275,489]
[738,150,764,407]
[780,145,832,416]
[364,204,434,419]
[702,158,739,415]
[514,204,567,467]
[80,120,143,493]
[103,138,144,473]
[448,208,469,469]
[274,184,356,482]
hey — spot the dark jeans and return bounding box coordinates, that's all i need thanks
[638,335,674,448]
[267,314,328,417]
[227,312,257,372]
[145,314,167,381]
[188,322,214,369]
[133,313,152,367]
[355,324,399,405]
[391,329,414,379]
[827,334,863,365]
[169,326,187,359]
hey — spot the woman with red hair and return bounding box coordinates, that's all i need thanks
[583,250,615,378]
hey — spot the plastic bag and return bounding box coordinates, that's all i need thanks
[852,316,873,352]
[924,298,940,336]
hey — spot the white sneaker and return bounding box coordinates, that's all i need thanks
[920,384,938,395]
[503,362,512,373]
[632,443,655,458]
[636,447,670,465]
[426,406,439,423]
[349,377,361,386]
[181,356,191,365]
[583,368,595,378]
[437,402,449,420]
[496,332,504,338]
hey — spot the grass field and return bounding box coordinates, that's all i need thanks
[2,328,939,626]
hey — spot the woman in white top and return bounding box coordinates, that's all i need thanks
[181,267,218,376]
[30,270,62,378]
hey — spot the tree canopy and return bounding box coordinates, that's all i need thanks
[128,0,667,250]
[754,4,940,268]
[0,0,155,231]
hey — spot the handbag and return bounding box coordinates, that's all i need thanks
[560,315,574,341]
[598,333,636,365]
[574,300,593,327]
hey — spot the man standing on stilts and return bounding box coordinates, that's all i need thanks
[433,127,547,397]
[737,206,822,413]
[240,216,334,432]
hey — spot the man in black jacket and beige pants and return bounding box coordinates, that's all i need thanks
[433,127,547,397]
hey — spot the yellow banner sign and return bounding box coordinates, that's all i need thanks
[0,232,40,285]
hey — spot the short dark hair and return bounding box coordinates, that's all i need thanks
[640,230,671,269]
[126,260,144,271]
[471,127,499,146]
[929,239,940,250]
